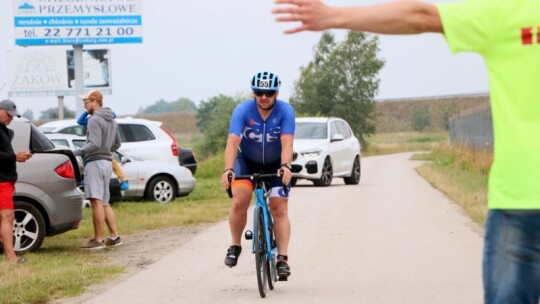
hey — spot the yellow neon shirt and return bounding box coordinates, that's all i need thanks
[438,0,540,209]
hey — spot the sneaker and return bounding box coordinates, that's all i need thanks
[105,236,123,247]
[80,239,105,250]
[277,255,291,279]
[224,245,242,267]
[120,180,129,190]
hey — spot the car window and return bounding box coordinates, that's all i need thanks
[59,125,86,136]
[119,124,156,142]
[330,122,339,138]
[50,139,70,148]
[72,140,86,150]
[30,125,56,152]
[295,123,327,139]
[336,121,352,139]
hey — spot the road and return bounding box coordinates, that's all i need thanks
[74,152,484,304]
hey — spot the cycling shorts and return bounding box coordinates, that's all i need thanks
[232,157,290,199]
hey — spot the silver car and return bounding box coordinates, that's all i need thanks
[45,133,196,203]
[5,118,84,253]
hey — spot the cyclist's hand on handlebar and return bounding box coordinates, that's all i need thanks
[221,169,235,190]
[277,166,292,185]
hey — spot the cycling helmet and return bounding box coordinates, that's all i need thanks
[251,71,281,91]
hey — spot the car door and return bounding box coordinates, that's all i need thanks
[328,120,349,175]
[336,121,358,174]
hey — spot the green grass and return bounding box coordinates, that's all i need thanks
[363,131,448,156]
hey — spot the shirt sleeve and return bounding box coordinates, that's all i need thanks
[228,104,245,137]
[280,103,295,136]
[437,0,503,55]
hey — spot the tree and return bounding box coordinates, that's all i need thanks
[196,94,241,157]
[291,31,384,146]
[137,97,197,114]
[411,105,431,132]
[21,109,34,121]
[38,107,76,120]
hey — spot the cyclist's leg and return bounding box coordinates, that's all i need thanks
[269,186,292,278]
[268,195,290,256]
[229,185,253,245]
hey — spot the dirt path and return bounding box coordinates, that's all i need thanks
[51,225,213,304]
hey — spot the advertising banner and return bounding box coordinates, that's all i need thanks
[7,49,112,97]
[13,0,143,46]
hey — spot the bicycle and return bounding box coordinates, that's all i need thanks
[227,171,289,298]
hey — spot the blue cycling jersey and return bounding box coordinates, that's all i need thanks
[229,99,295,164]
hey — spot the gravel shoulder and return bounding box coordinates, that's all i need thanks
[51,224,212,304]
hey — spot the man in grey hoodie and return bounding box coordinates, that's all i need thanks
[74,90,123,250]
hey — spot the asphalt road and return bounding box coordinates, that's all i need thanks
[76,152,484,304]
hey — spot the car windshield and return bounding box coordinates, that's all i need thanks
[295,122,327,139]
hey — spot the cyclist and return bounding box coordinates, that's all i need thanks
[221,71,295,280]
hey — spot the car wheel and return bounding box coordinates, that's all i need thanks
[145,176,177,203]
[13,201,46,253]
[343,156,361,185]
[313,157,333,187]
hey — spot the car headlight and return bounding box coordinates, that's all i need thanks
[300,149,322,157]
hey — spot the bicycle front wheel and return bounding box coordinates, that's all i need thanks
[254,206,268,298]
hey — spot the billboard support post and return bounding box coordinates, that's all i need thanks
[57,96,64,120]
[73,45,84,114]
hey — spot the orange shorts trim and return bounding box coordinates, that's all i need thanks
[231,179,254,192]
[0,181,15,210]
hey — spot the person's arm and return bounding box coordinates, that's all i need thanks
[278,134,294,183]
[273,0,443,35]
[74,119,102,157]
[76,111,90,126]
[221,134,241,189]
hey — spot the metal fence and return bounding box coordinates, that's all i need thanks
[448,104,493,151]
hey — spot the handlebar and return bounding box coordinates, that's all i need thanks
[226,169,289,198]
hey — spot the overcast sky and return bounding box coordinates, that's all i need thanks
[0,0,489,117]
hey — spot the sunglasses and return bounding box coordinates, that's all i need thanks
[254,90,276,97]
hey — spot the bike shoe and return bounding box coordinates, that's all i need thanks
[277,255,291,279]
[224,245,242,267]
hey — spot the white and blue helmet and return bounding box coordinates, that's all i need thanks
[251,71,281,91]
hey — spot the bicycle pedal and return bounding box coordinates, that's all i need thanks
[244,230,253,240]
[278,277,288,282]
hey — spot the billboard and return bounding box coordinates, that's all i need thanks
[13,0,143,46]
[7,49,112,97]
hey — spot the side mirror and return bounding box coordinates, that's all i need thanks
[331,134,344,142]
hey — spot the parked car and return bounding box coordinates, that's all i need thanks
[178,147,198,175]
[45,133,196,203]
[38,117,179,165]
[46,133,122,202]
[2,118,84,253]
[292,117,361,186]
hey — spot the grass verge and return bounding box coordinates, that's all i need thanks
[0,157,227,304]
[413,143,492,225]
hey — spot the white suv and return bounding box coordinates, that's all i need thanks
[38,117,179,165]
[292,117,361,186]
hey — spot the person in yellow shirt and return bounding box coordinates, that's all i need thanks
[273,1,540,303]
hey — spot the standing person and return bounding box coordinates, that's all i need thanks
[0,99,32,263]
[76,110,129,190]
[273,1,540,303]
[221,71,295,279]
[74,90,123,249]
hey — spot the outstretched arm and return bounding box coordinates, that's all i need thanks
[272,0,443,35]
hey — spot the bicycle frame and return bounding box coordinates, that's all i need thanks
[227,171,288,297]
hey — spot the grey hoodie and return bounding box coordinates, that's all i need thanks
[74,107,121,164]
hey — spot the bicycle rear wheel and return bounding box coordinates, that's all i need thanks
[254,206,268,298]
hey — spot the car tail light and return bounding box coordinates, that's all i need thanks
[161,127,179,157]
[55,160,75,179]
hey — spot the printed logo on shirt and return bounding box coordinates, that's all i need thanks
[521,26,540,45]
